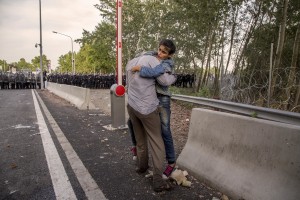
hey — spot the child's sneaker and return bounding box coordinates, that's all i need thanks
[163,164,175,177]
[131,147,137,160]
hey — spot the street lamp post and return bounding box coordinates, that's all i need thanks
[39,0,44,89]
[52,31,75,74]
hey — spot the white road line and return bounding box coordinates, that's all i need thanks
[34,90,107,200]
[32,90,77,200]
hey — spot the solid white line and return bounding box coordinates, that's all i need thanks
[32,90,77,200]
[34,90,107,200]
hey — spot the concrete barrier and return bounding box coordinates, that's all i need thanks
[47,82,95,110]
[177,108,300,200]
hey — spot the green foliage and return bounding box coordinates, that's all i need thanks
[75,21,116,74]
[57,53,72,73]
[0,60,7,71]
[170,86,211,98]
[251,112,258,118]
[198,86,212,98]
[31,55,49,72]
[16,58,33,71]
[170,86,195,96]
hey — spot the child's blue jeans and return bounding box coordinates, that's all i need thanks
[157,94,176,164]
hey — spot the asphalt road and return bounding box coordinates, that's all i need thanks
[0,89,223,200]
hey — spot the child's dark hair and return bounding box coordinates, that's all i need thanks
[159,39,176,55]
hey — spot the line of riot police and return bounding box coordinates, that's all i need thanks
[47,73,117,89]
[47,73,196,89]
[173,73,196,88]
[0,71,43,89]
[1,70,196,90]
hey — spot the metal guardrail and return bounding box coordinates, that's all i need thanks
[171,94,300,126]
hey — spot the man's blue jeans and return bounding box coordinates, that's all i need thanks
[158,94,176,164]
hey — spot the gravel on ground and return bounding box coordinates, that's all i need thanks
[90,89,192,155]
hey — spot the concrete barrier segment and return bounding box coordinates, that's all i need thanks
[84,87,96,110]
[47,82,96,110]
[177,108,300,200]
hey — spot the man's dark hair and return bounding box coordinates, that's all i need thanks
[159,39,176,55]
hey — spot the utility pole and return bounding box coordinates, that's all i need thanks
[39,0,44,89]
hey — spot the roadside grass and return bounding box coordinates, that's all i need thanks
[169,86,213,109]
[170,86,212,98]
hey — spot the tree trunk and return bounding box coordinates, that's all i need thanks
[201,32,215,87]
[196,31,210,92]
[233,2,262,75]
[225,8,238,74]
[192,57,199,92]
[294,78,300,109]
[270,0,289,99]
[285,23,300,110]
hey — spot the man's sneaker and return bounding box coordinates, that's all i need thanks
[153,179,173,192]
[162,174,168,180]
[131,147,137,160]
[163,164,175,177]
